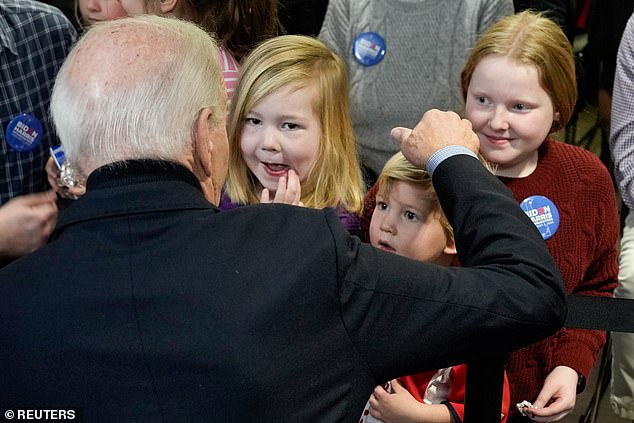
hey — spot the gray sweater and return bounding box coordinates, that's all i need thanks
[319,0,513,175]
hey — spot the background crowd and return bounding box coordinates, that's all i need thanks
[0,0,632,422]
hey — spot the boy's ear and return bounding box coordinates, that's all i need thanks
[443,239,457,256]
[443,245,458,256]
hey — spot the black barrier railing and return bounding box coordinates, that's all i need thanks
[462,294,634,422]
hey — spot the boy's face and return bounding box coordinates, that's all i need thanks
[369,180,455,266]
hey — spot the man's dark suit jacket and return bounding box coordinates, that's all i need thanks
[0,157,565,422]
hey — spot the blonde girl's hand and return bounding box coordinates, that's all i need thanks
[260,169,303,206]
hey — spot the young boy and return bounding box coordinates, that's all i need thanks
[361,152,509,423]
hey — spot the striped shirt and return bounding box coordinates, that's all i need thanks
[218,46,240,108]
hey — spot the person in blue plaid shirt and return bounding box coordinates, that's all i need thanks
[0,0,76,267]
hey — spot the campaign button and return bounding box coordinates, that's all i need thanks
[520,195,560,240]
[352,32,386,66]
[5,113,43,152]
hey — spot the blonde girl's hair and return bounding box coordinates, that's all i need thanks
[460,10,577,133]
[225,35,365,213]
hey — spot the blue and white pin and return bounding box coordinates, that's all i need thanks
[352,32,386,66]
[5,113,43,152]
[520,195,560,240]
[50,144,66,169]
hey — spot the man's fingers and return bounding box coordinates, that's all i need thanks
[391,127,412,145]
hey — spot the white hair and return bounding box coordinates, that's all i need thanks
[50,15,226,171]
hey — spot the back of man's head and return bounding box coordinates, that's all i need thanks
[50,15,226,174]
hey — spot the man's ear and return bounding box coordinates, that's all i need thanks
[193,107,214,179]
[159,0,179,14]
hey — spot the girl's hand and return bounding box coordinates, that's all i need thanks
[524,365,578,422]
[260,169,303,206]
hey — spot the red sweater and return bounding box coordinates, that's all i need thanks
[499,139,618,420]
[361,139,619,421]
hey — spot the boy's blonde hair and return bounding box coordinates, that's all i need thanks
[225,35,364,213]
[460,11,577,133]
[376,152,454,246]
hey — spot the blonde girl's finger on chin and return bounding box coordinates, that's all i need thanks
[260,188,270,203]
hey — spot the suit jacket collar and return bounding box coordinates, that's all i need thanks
[53,160,217,238]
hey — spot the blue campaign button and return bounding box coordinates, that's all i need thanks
[352,32,386,66]
[520,195,560,240]
[5,113,43,152]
